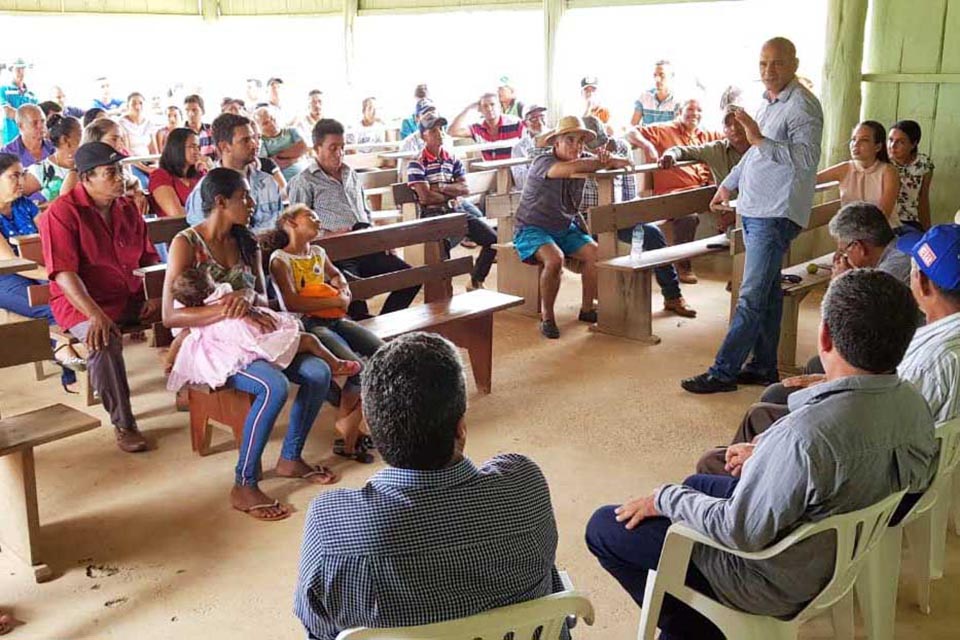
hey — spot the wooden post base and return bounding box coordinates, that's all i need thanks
[431,314,495,394]
[0,448,51,583]
[496,249,541,317]
[594,267,661,344]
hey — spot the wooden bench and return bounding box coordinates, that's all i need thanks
[589,186,720,343]
[358,167,400,211]
[315,213,523,394]
[728,183,841,373]
[146,214,522,455]
[0,257,37,276]
[0,319,100,582]
[391,170,499,267]
[146,215,189,246]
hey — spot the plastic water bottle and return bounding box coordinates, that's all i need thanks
[630,225,644,260]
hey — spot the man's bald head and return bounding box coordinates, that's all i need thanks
[15,104,46,144]
[15,103,43,127]
[763,37,797,60]
[759,37,800,95]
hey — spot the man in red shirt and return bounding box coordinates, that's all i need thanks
[40,142,161,453]
[448,93,524,161]
[628,98,721,282]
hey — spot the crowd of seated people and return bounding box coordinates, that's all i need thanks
[1,34,958,640]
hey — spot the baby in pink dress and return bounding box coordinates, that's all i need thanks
[166,268,361,391]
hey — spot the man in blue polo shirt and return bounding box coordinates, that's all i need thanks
[407,113,497,291]
[1,58,38,145]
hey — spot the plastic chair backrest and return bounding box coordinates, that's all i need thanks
[799,489,908,620]
[935,417,960,479]
[334,589,594,640]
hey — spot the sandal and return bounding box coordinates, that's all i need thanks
[53,344,87,372]
[279,464,340,485]
[334,435,374,451]
[333,439,375,464]
[232,500,291,522]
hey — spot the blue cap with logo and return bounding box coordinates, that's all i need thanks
[897,224,960,290]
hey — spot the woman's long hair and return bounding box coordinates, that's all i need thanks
[159,127,200,179]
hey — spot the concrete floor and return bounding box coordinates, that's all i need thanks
[1,262,958,640]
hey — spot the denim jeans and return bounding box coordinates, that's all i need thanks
[710,216,801,382]
[586,473,738,640]
[0,274,76,386]
[617,223,682,300]
[302,316,385,388]
[226,355,331,486]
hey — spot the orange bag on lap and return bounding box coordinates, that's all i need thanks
[300,282,347,319]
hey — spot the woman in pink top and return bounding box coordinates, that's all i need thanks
[817,120,900,226]
[148,128,204,217]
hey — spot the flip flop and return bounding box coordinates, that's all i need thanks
[333,439,375,464]
[232,500,291,522]
[293,465,340,485]
[334,436,374,451]
[53,344,87,372]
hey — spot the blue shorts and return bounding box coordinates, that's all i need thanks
[514,222,592,264]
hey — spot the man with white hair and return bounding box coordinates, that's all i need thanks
[510,104,549,190]
[1,104,52,168]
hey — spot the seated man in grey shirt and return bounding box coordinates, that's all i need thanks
[587,269,937,640]
[698,223,960,476]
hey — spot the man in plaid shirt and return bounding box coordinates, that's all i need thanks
[294,333,564,639]
[580,117,696,318]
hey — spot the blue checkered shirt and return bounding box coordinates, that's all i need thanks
[294,454,563,640]
[580,137,637,212]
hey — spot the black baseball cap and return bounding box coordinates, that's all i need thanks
[75,142,126,174]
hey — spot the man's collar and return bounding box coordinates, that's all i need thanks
[483,116,503,131]
[370,457,480,489]
[764,78,798,104]
[421,145,450,162]
[788,373,900,411]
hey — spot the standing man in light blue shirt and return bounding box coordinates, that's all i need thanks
[683,37,823,394]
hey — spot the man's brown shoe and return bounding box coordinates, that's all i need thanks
[678,271,699,284]
[664,297,697,318]
[115,427,148,453]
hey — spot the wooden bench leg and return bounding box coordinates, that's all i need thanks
[496,250,541,317]
[434,315,494,394]
[33,361,43,381]
[777,293,806,375]
[82,371,99,407]
[188,390,214,456]
[592,267,660,344]
[0,448,52,583]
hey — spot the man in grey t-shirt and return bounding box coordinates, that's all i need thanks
[587,270,935,639]
[513,115,631,339]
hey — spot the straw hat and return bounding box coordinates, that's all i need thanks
[544,115,596,145]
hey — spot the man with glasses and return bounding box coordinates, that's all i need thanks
[511,104,549,191]
[40,142,161,454]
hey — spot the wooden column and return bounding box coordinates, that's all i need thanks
[820,0,868,166]
[543,0,565,121]
[343,0,359,89]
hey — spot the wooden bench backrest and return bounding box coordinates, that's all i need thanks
[344,152,383,171]
[10,234,43,265]
[315,212,470,302]
[147,216,189,246]
[0,319,52,368]
[358,168,399,190]
[464,170,497,197]
[588,185,717,258]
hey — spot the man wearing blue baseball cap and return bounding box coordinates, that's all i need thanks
[0,58,38,145]
[897,224,960,423]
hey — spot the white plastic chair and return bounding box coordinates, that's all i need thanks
[334,572,594,640]
[637,490,907,640]
[855,417,960,640]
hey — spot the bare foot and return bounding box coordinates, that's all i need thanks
[0,609,22,635]
[331,359,362,377]
[275,458,340,485]
[230,485,290,521]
